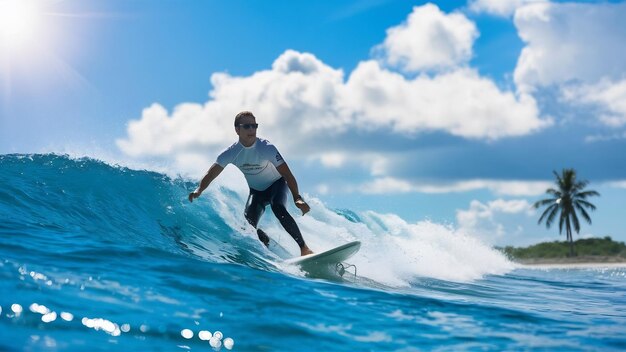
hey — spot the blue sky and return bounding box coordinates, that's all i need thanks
[1,0,626,246]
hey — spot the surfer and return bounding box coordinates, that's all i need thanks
[188,111,314,256]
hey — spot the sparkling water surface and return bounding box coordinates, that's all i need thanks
[1,154,625,351]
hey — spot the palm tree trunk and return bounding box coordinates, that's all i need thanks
[567,221,574,257]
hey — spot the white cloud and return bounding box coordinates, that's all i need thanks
[605,180,626,189]
[584,131,626,143]
[512,1,626,132]
[315,183,330,195]
[310,152,395,177]
[358,177,415,194]
[117,102,231,158]
[376,3,478,72]
[469,0,547,18]
[117,50,350,174]
[117,4,550,177]
[118,50,548,174]
[514,2,626,93]
[562,78,626,127]
[489,199,534,214]
[481,180,552,196]
[456,199,534,244]
[318,152,347,168]
[347,61,549,139]
[354,178,552,196]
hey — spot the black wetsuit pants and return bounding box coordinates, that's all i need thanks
[244,178,306,248]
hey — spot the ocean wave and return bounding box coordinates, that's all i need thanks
[0,153,514,285]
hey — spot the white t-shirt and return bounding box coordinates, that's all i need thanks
[216,138,285,191]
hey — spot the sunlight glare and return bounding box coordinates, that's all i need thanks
[0,0,42,49]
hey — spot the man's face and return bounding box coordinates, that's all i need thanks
[235,116,257,145]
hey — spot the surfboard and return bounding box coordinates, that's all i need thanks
[267,237,292,260]
[285,241,361,277]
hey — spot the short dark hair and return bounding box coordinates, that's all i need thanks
[234,111,256,127]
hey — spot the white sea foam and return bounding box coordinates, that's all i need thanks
[211,186,515,285]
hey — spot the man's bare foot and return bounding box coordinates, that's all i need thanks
[300,245,313,256]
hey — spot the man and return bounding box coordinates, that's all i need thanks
[188,111,314,256]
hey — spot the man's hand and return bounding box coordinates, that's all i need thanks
[295,198,310,215]
[188,190,201,203]
[188,164,224,203]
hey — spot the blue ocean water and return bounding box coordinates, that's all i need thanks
[1,154,625,351]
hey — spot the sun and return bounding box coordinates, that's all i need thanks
[0,0,42,50]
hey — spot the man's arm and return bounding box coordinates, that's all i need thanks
[276,163,310,215]
[188,163,224,202]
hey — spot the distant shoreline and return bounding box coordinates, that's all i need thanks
[517,262,626,269]
[499,237,626,268]
[513,256,626,269]
[514,256,626,265]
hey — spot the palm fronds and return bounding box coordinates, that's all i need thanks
[534,168,599,256]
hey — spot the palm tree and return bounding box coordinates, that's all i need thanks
[533,169,600,256]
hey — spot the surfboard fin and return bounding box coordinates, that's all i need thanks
[335,262,357,277]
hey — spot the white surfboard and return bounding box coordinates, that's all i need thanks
[285,241,361,277]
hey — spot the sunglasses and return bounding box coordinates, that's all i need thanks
[238,123,259,130]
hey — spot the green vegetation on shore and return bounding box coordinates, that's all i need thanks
[501,237,626,263]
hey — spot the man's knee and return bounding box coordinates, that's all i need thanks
[271,204,305,248]
[244,211,255,226]
[245,205,264,227]
[271,204,289,219]
[244,210,254,222]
